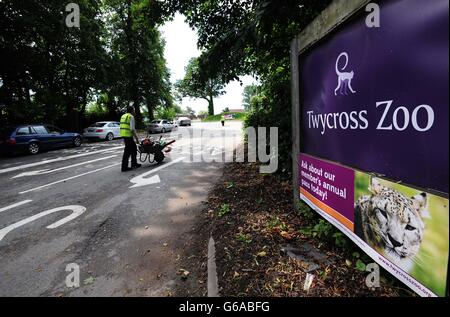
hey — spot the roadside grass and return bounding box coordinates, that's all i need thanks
[202,112,246,122]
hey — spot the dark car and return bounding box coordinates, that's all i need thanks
[0,124,82,155]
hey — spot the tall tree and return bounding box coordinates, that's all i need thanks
[175,57,225,115]
[103,0,173,127]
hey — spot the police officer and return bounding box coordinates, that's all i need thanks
[221,114,225,127]
[120,106,141,172]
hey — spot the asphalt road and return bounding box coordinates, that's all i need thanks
[0,121,242,296]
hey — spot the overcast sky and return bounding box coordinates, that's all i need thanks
[159,13,256,114]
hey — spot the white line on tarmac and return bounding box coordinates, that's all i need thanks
[11,155,118,179]
[129,157,185,188]
[0,205,86,242]
[0,200,33,214]
[19,163,121,195]
[0,146,124,175]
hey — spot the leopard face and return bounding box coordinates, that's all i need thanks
[356,178,427,262]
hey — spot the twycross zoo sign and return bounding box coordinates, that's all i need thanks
[291,0,449,297]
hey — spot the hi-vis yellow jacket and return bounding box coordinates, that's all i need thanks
[120,113,133,137]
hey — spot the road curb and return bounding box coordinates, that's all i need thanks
[207,236,220,297]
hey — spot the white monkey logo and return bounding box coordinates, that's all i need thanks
[334,52,356,96]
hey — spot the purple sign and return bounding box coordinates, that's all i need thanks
[299,0,449,194]
[299,154,354,228]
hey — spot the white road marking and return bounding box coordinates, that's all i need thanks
[129,175,161,188]
[103,150,122,154]
[11,155,118,179]
[129,157,185,188]
[0,200,33,214]
[19,163,121,194]
[178,147,225,157]
[0,205,86,242]
[0,146,124,175]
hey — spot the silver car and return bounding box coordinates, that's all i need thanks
[83,121,121,141]
[177,117,192,126]
[148,119,176,134]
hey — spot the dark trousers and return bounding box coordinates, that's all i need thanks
[122,137,137,170]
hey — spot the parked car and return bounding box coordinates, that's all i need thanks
[83,121,121,141]
[177,117,192,126]
[148,119,176,134]
[0,124,82,155]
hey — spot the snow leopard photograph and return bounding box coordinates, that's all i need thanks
[354,173,449,297]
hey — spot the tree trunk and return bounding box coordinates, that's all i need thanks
[79,96,87,133]
[107,96,117,119]
[147,105,155,121]
[208,95,214,116]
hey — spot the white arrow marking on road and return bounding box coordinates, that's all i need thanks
[11,155,118,179]
[129,175,161,188]
[0,205,86,242]
[129,157,185,188]
[0,146,123,175]
[0,200,33,214]
[19,163,121,194]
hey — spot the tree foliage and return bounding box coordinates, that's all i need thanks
[0,0,174,130]
[0,0,105,130]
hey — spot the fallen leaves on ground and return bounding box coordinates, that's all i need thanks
[201,160,413,297]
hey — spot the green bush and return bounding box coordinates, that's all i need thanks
[243,66,292,175]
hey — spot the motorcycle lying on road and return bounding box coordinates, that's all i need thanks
[137,136,175,164]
